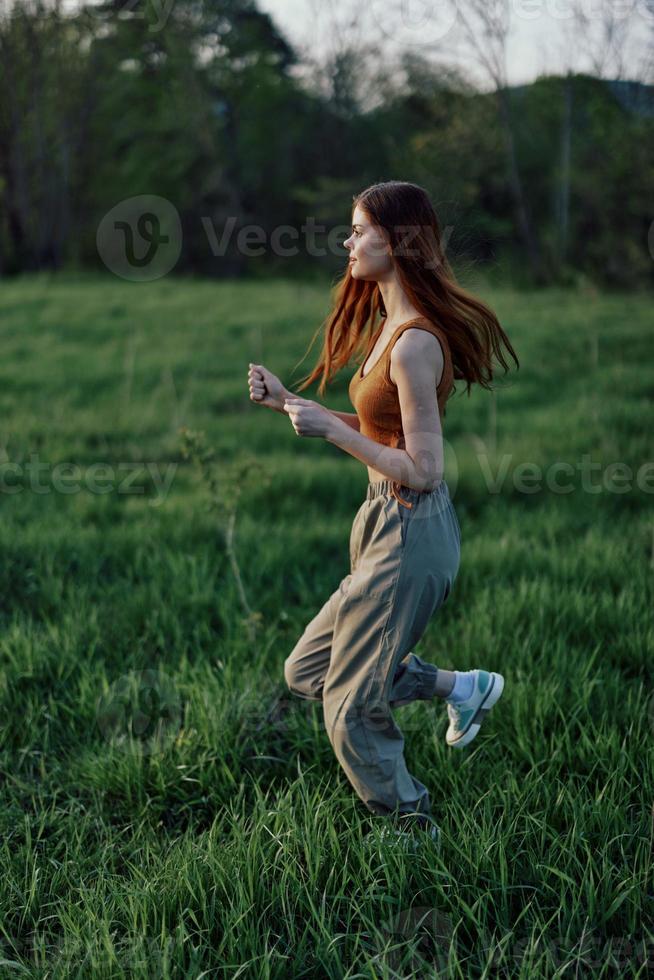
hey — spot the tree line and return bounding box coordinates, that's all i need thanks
[1,0,652,287]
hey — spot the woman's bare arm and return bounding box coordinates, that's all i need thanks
[326,410,360,432]
[282,396,359,431]
[249,361,360,434]
[271,395,359,431]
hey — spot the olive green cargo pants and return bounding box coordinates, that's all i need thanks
[284,478,461,821]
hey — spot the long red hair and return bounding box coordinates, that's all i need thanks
[289,180,519,400]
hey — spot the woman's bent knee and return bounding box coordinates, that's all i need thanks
[284,654,320,700]
[283,654,299,693]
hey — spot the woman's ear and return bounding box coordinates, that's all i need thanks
[380,228,393,258]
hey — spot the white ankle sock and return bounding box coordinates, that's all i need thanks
[446,670,475,703]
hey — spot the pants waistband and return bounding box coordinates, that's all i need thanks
[366,479,449,507]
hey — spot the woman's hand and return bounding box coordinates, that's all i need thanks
[283,396,336,440]
[248,363,289,413]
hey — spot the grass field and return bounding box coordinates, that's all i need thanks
[0,273,652,978]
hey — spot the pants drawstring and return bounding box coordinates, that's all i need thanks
[390,482,413,509]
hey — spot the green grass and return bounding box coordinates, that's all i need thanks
[0,272,652,978]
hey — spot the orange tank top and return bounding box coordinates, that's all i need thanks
[347,316,454,509]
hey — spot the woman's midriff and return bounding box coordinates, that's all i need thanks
[367,466,387,482]
[367,433,411,500]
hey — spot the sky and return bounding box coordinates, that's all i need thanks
[56,0,652,89]
[256,0,652,90]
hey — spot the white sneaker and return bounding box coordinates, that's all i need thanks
[364,815,441,853]
[445,669,504,748]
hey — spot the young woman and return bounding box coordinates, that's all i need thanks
[247,181,519,850]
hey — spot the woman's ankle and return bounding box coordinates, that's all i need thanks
[433,668,456,698]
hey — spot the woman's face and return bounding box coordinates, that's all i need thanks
[343,206,392,281]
